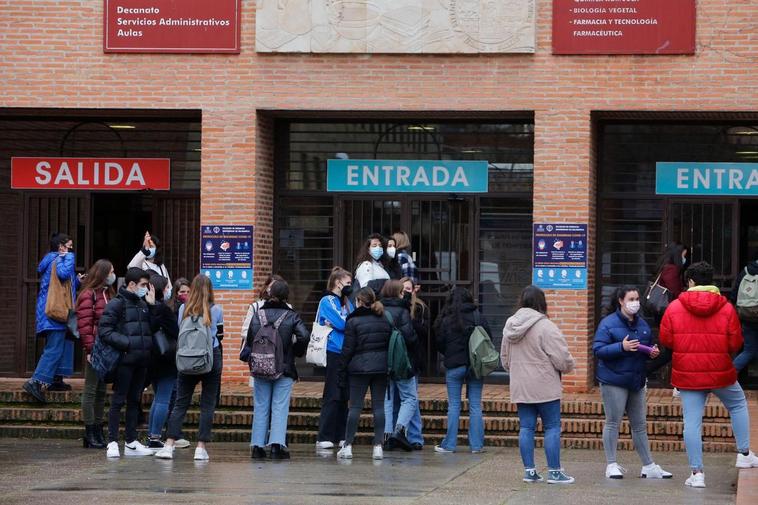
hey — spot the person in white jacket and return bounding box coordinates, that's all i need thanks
[354,233,390,294]
[128,231,170,285]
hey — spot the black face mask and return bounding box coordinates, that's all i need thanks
[341,284,353,298]
[403,292,412,303]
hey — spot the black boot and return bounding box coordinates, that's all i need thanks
[83,425,105,449]
[269,444,290,460]
[47,376,72,391]
[94,424,107,446]
[22,380,46,403]
[391,426,413,452]
[250,446,267,460]
[382,432,397,451]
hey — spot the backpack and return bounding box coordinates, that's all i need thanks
[736,267,758,322]
[249,309,288,379]
[176,315,213,375]
[385,311,413,381]
[468,312,499,379]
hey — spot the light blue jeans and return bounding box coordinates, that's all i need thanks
[31,330,74,385]
[384,376,418,433]
[148,374,176,437]
[251,376,294,447]
[680,382,751,471]
[439,366,484,451]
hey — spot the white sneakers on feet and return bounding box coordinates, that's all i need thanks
[316,441,334,450]
[434,445,454,454]
[174,438,191,449]
[641,463,673,479]
[605,463,626,479]
[106,441,120,458]
[155,445,175,459]
[685,472,706,488]
[736,451,758,468]
[124,440,154,456]
[194,447,209,461]
[337,444,353,459]
[373,444,383,460]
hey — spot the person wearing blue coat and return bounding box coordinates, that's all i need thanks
[24,233,80,403]
[593,286,671,481]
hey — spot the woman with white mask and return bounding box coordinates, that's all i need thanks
[593,286,672,481]
[128,231,171,286]
[385,237,403,280]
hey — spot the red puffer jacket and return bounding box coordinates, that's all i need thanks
[76,287,111,354]
[659,289,743,390]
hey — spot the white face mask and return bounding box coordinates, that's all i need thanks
[625,300,641,315]
[386,247,397,259]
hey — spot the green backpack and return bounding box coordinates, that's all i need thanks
[468,312,500,379]
[385,311,413,381]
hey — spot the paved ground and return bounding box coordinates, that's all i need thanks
[0,439,740,505]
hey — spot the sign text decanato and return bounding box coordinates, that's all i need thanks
[552,0,696,54]
[104,0,241,53]
[11,158,171,190]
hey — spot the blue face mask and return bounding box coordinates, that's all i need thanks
[370,247,384,260]
[136,286,148,298]
[147,247,157,259]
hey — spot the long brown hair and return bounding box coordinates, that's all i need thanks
[78,259,116,299]
[380,279,404,299]
[258,274,284,301]
[356,287,383,316]
[400,276,426,319]
[184,274,214,326]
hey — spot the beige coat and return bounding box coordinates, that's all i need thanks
[501,308,575,404]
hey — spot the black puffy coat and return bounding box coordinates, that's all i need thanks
[341,306,391,376]
[98,287,157,367]
[435,303,492,370]
[382,298,419,376]
[247,301,310,381]
[150,300,179,378]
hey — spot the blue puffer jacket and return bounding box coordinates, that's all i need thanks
[593,310,653,391]
[35,252,78,335]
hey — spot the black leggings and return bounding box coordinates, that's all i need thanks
[345,374,387,446]
[108,364,148,443]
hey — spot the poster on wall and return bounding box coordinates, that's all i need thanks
[532,223,587,290]
[200,225,253,290]
[552,0,696,55]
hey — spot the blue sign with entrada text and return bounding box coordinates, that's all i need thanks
[656,162,758,196]
[327,159,489,193]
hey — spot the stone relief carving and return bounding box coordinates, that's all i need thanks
[256,0,535,53]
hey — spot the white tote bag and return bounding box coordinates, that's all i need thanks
[306,308,330,367]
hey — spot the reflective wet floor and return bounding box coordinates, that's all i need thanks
[0,439,739,504]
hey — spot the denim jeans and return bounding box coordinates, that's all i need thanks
[517,400,561,470]
[680,382,751,471]
[734,324,758,372]
[166,348,223,443]
[108,364,148,443]
[600,383,653,466]
[383,376,418,433]
[148,374,176,438]
[345,374,387,446]
[81,360,107,425]
[439,366,484,452]
[317,351,348,444]
[31,330,74,385]
[251,376,295,447]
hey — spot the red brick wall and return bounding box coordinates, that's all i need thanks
[3,0,758,389]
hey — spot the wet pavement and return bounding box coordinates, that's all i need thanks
[0,439,739,505]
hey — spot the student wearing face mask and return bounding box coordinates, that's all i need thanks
[385,237,403,280]
[315,267,355,450]
[354,233,390,293]
[76,259,117,449]
[593,286,672,480]
[167,278,190,316]
[128,231,171,287]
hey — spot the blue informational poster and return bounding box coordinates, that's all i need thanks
[200,225,253,290]
[532,223,587,290]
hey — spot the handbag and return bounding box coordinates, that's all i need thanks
[306,307,330,367]
[153,328,176,359]
[643,272,671,317]
[65,309,79,340]
[44,260,73,323]
[90,336,123,383]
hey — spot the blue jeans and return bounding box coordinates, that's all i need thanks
[680,382,751,471]
[440,366,484,451]
[148,374,176,438]
[408,380,424,445]
[251,376,294,447]
[517,400,562,470]
[383,376,418,433]
[734,324,758,372]
[31,330,74,385]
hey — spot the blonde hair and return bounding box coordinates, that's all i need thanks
[400,276,426,319]
[183,274,214,326]
[392,231,411,251]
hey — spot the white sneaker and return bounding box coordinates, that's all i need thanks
[174,438,191,449]
[194,447,209,461]
[106,441,120,458]
[316,441,334,450]
[339,440,346,448]
[124,440,154,456]
[685,472,706,488]
[672,388,680,398]
[434,445,454,454]
[736,451,758,468]
[605,463,626,479]
[641,463,673,479]
[373,444,383,460]
[337,444,353,459]
[155,445,175,460]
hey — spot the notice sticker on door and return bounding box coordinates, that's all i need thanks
[532,223,587,290]
[200,225,253,290]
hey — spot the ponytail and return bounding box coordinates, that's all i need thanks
[355,287,383,315]
[371,300,384,316]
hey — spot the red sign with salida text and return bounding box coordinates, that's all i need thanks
[11,158,171,191]
[104,0,241,53]
[553,0,696,55]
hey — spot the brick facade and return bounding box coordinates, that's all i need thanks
[3,0,758,390]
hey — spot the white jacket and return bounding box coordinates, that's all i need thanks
[128,250,171,286]
[354,260,390,289]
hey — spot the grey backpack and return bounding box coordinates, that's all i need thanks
[176,315,213,375]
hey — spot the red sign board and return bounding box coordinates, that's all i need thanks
[103,0,241,53]
[553,0,696,55]
[11,158,171,191]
